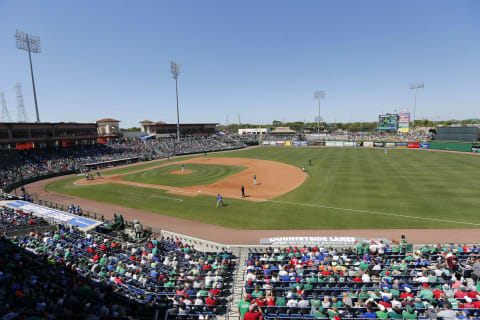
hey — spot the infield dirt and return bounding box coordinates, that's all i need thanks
[75,157,307,202]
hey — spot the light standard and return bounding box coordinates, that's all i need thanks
[409,83,424,131]
[15,30,41,122]
[171,61,181,142]
[314,90,325,133]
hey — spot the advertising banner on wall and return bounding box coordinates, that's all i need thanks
[385,142,396,148]
[260,236,389,246]
[396,142,408,148]
[276,141,284,145]
[284,141,292,146]
[326,141,344,147]
[399,128,410,133]
[363,141,374,147]
[472,144,480,153]
[420,143,430,149]
[343,141,354,147]
[300,141,309,146]
[374,142,385,147]
[408,142,420,148]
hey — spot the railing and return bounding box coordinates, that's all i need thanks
[35,199,105,222]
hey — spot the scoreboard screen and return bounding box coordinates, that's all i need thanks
[378,114,399,130]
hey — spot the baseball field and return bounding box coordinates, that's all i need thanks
[45,147,480,230]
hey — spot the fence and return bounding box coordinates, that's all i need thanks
[35,199,104,222]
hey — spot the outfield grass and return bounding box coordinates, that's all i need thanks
[45,147,480,229]
[121,163,246,187]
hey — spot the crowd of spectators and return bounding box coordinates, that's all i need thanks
[0,207,234,319]
[0,206,49,233]
[241,241,480,320]
[0,136,248,192]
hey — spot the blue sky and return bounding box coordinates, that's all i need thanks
[0,1,479,128]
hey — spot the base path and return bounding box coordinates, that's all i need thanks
[76,157,307,202]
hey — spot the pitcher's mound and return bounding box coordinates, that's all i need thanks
[170,170,192,175]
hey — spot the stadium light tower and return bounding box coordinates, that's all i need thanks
[15,30,41,122]
[170,61,181,142]
[409,83,424,131]
[314,90,325,133]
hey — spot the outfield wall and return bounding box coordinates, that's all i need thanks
[260,140,480,152]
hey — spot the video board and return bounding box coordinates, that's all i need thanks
[378,114,399,130]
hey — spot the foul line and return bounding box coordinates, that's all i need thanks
[262,199,480,227]
[150,195,184,202]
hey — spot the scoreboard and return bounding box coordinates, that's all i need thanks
[378,114,399,130]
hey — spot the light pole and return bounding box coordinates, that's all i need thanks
[409,83,424,131]
[314,90,325,133]
[15,30,41,122]
[171,61,181,142]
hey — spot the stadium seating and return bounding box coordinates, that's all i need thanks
[241,244,480,319]
[0,208,233,319]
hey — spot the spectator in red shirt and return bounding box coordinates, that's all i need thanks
[243,303,262,320]
[205,293,217,306]
[447,254,459,272]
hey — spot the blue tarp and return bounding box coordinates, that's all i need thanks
[2,200,102,231]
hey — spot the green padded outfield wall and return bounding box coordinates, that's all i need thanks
[429,141,473,152]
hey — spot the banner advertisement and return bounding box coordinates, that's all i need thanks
[326,141,344,147]
[396,142,408,148]
[262,141,275,146]
[292,141,301,146]
[374,142,385,147]
[385,142,396,148]
[363,141,374,147]
[408,142,420,148]
[276,141,284,145]
[1,200,102,231]
[284,141,292,146]
[472,144,480,153]
[259,236,389,246]
[399,113,410,122]
[398,122,409,127]
[420,143,430,149]
[300,141,309,146]
[316,141,325,146]
[343,141,354,147]
[399,128,410,133]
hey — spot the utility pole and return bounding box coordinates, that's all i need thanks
[0,92,11,121]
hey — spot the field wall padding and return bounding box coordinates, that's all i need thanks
[429,141,473,152]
